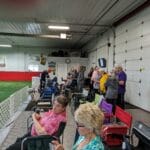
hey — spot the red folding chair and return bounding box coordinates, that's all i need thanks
[101,106,132,146]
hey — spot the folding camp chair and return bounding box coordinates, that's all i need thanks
[21,122,66,150]
[99,99,113,124]
[93,93,101,105]
[101,106,132,147]
[70,89,88,114]
[35,93,54,111]
[36,100,53,111]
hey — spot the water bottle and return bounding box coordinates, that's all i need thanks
[122,141,126,150]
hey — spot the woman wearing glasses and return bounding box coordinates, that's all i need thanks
[53,102,104,150]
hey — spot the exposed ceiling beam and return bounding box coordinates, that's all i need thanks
[80,28,108,49]
[68,31,97,36]
[0,31,97,38]
[0,32,43,38]
[8,44,70,49]
[0,18,110,28]
[110,0,142,24]
[113,0,150,26]
[35,20,110,28]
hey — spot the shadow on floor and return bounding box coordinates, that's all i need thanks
[125,103,138,109]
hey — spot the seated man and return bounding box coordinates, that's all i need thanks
[6,95,68,150]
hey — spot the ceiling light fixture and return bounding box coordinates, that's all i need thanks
[48,25,70,30]
[0,44,12,47]
[39,34,70,40]
[39,35,60,39]
[60,33,67,39]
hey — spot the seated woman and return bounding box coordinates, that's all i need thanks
[6,95,68,150]
[53,102,104,150]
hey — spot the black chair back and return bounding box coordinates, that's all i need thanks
[53,122,66,138]
[21,122,66,150]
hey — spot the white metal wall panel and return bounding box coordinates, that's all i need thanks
[142,21,150,35]
[126,82,141,104]
[126,61,141,71]
[126,38,141,50]
[83,3,150,112]
[125,49,141,60]
[115,50,126,68]
[127,27,142,41]
[97,45,108,59]
[97,44,108,71]
[142,35,150,47]
[115,32,127,44]
[87,31,114,73]
[139,5,150,22]
[115,7,150,111]
[126,71,141,82]
[115,43,126,53]
[116,23,127,37]
[97,36,108,48]
[5,52,24,71]
[107,48,114,71]
[125,18,141,32]
[141,47,150,70]
[140,81,150,110]
[108,32,114,71]
[0,48,88,80]
[88,51,97,67]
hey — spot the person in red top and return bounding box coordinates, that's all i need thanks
[6,95,68,150]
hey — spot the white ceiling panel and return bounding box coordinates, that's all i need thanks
[0,0,148,50]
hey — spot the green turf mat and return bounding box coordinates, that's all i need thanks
[0,81,31,102]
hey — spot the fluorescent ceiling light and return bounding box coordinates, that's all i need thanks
[0,44,12,47]
[39,34,70,40]
[48,25,70,30]
[39,35,60,38]
[60,33,67,39]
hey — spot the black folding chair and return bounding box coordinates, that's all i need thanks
[22,122,66,150]
[122,121,150,150]
[131,121,150,150]
[21,135,55,150]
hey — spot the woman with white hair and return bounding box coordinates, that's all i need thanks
[115,65,127,109]
[53,102,104,150]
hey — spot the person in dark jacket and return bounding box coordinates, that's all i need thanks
[40,67,51,95]
[77,65,84,92]
[105,71,118,114]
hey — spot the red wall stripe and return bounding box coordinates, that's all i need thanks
[0,71,41,81]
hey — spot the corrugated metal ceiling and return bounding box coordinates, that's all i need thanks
[0,0,148,50]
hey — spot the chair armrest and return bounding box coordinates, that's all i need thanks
[21,135,57,150]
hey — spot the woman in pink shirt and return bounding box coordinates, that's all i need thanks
[6,95,68,150]
[31,95,67,136]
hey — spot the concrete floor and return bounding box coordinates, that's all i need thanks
[0,105,150,150]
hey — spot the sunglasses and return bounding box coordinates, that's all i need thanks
[76,122,85,128]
